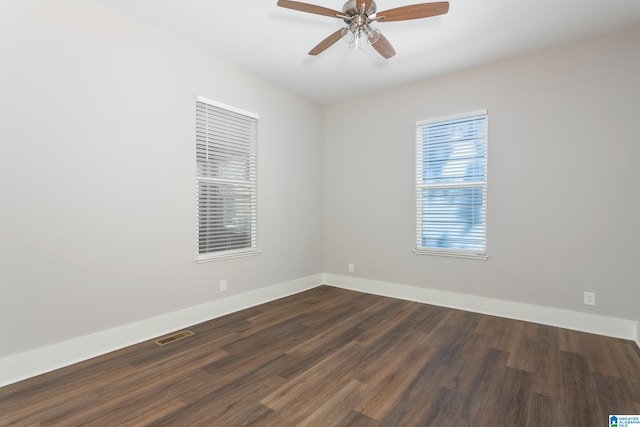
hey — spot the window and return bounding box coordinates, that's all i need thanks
[196,96,259,261]
[415,110,487,259]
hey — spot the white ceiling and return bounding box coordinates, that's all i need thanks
[99,0,640,104]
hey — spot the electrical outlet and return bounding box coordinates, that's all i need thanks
[220,280,227,292]
[583,291,595,306]
[348,263,354,273]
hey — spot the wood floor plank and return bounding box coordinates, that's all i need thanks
[0,364,129,425]
[260,340,365,414]
[354,300,422,345]
[40,348,228,426]
[299,380,369,427]
[220,404,277,427]
[560,350,606,425]
[421,309,481,352]
[1,387,101,427]
[297,290,384,330]
[527,389,566,427]
[507,323,562,396]
[377,357,448,426]
[532,324,563,396]
[280,298,410,380]
[0,348,140,409]
[1,286,639,426]
[608,339,640,404]
[152,357,289,426]
[585,335,623,378]
[487,367,533,425]
[507,322,542,372]
[440,333,493,394]
[349,298,407,332]
[458,347,510,422]
[92,396,186,427]
[195,349,293,405]
[408,303,449,334]
[239,291,331,337]
[219,314,313,355]
[332,411,378,427]
[355,332,437,420]
[558,327,588,354]
[593,372,638,416]
[527,392,552,426]
[419,386,466,426]
[354,329,430,387]
[485,316,525,353]
[285,300,381,358]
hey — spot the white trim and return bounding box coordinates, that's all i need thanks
[415,110,488,259]
[322,273,638,341]
[637,320,640,348]
[195,98,259,258]
[416,109,488,126]
[0,274,321,388]
[413,248,488,260]
[195,95,259,119]
[196,249,262,263]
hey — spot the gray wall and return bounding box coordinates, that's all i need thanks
[1,1,638,360]
[0,0,324,358]
[323,26,640,320]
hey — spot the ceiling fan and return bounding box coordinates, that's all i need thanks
[277,0,449,59]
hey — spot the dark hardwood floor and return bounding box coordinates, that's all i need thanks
[1,285,639,426]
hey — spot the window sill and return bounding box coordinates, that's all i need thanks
[196,249,261,263]
[414,248,488,260]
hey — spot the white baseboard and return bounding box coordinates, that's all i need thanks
[0,274,322,388]
[323,274,639,342]
[2,272,637,388]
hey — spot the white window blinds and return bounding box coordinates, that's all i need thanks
[196,96,258,261]
[415,111,487,259]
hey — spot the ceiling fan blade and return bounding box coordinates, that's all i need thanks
[277,0,342,18]
[309,29,346,55]
[370,32,396,59]
[376,1,449,22]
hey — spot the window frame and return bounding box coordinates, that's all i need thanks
[195,96,260,263]
[414,110,488,260]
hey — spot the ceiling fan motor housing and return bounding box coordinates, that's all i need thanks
[342,0,376,20]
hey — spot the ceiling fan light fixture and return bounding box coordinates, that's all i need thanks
[344,25,365,50]
[365,25,381,45]
[344,24,380,51]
